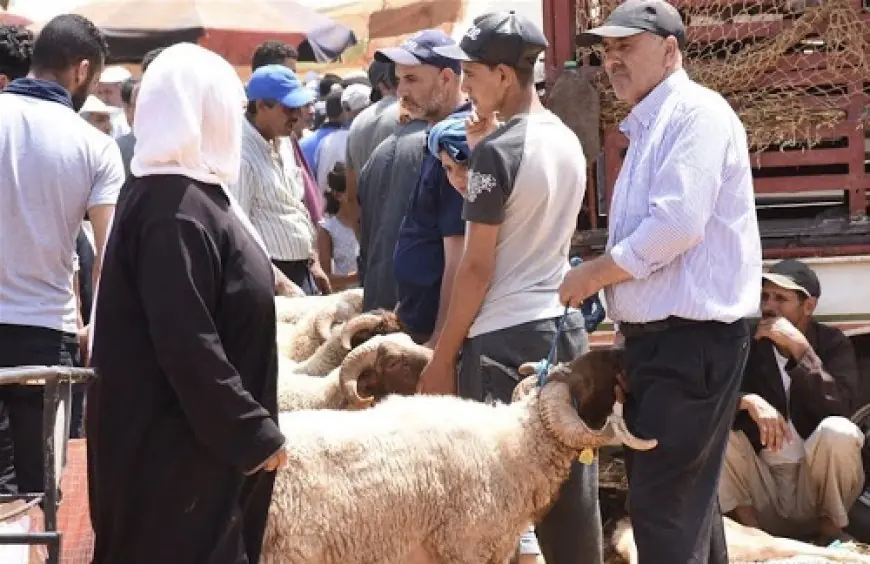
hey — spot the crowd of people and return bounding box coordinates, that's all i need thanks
[0,2,865,563]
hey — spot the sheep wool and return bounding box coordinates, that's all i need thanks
[262,383,642,564]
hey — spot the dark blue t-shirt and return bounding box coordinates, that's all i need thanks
[393,103,471,335]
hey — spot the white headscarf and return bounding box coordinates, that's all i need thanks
[130,42,269,255]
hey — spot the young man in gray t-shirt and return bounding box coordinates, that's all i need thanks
[421,12,603,564]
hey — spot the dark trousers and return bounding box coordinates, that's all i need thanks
[0,323,79,494]
[458,312,603,564]
[622,319,749,564]
[272,259,319,296]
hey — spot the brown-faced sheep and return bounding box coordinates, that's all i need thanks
[613,515,870,563]
[289,309,404,376]
[276,332,431,412]
[261,349,655,564]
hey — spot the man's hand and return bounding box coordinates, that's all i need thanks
[465,111,499,150]
[78,324,91,367]
[741,393,792,452]
[754,316,810,360]
[416,356,457,395]
[310,262,332,295]
[246,447,288,475]
[558,261,605,308]
[273,267,304,297]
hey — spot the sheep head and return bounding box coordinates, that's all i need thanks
[340,309,404,350]
[521,349,657,452]
[339,333,430,409]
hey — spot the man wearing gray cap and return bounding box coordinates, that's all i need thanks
[559,1,762,562]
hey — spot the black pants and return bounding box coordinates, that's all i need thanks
[0,323,79,494]
[272,259,319,296]
[458,312,603,564]
[623,319,749,564]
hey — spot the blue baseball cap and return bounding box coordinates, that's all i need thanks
[246,64,315,109]
[374,29,461,73]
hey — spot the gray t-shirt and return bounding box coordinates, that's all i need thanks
[463,110,587,337]
[345,96,400,176]
[357,118,427,311]
[0,94,124,333]
[116,132,136,177]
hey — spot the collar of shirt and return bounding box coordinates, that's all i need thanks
[243,118,286,164]
[618,69,689,138]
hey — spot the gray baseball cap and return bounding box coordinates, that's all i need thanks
[577,0,687,48]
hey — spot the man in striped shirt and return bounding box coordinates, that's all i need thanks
[231,64,330,295]
[561,1,762,562]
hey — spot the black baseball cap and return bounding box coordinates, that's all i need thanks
[762,259,821,298]
[433,11,548,70]
[577,0,687,48]
[374,29,461,73]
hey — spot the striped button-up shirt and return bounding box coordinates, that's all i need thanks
[604,69,762,324]
[230,120,315,262]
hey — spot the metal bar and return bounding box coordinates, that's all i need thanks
[754,174,870,193]
[0,366,95,387]
[0,494,43,502]
[42,377,60,564]
[0,533,61,545]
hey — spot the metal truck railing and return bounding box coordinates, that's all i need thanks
[0,365,96,564]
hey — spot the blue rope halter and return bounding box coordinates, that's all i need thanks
[536,257,582,389]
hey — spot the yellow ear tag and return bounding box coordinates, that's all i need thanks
[578,448,595,465]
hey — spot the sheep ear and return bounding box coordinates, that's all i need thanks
[518,362,540,376]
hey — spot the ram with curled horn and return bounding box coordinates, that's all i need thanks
[288,309,404,376]
[276,333,429,412]
[339,332,431,410]
[262,348,656,564]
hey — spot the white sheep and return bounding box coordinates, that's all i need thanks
[274,288,363,325]
[288,310,404,376]
[276,332,431,412]
[613,515,870,563]
[261,349,655,564]
[274,289,365,361]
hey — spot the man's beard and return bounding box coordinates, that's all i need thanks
[70,84,90,113]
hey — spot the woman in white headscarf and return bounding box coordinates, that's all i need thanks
[86,43,286,564]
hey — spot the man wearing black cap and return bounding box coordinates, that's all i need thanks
[558,0,762,562]
[720,259,862,545]
[373,30,471,345]
[423,12,602,564]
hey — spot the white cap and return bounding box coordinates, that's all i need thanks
[99,65,132,84]
[79,95,111,115]
[340,84,372,112]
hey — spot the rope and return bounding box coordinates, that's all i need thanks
[536,257,583,389]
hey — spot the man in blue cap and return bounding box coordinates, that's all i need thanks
[371,29,472,345]
[229,64,331,296]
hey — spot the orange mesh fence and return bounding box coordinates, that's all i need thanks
[58,439,94,564]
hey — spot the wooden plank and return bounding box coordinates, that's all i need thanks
[753,173,867,193]
[751,146,854,167]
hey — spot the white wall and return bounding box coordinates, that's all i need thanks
[450,0,544,40]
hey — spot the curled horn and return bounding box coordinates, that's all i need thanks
[340,313,386,350]
[538,381,657,451]
[313,304,338,342]
[338,336,383,408]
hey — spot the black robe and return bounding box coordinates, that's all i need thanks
[87,174,285,564]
